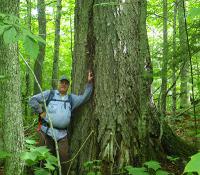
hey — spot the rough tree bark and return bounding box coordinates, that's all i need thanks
[52,0,62,89]
[33,0,46,94]
[0,0,24,174]
[69,0,196,174]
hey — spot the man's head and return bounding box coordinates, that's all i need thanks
[58,75,70,95]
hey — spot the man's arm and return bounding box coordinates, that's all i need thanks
[29,90,51,115]
[71,71,93,111]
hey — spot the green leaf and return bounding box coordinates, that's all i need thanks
[34,168,51,175]
[46,154,58,166]
[144,160,161,171]
[125,166,149,175]
[3,26,18,44]
[166,156,179,162]
[0,24,11,35]
[184,152,200,174]
[87,172,96,175]
[156,170,170,175]
[195,133,200,138]
[34,146,50,155]
[0,75,6,79]
[25,139,36,145]
[23,36,39,59]
[0,150,11,159]
[84,161,94,168]
[189,8,200,17]
[23,29,46,44]
[44,162,55,171]
[21,152,38,166]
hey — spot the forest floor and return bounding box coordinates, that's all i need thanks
[164,112,200,175]
[0,113,199,175]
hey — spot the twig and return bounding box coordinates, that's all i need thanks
[19,52,62,175]
[64,130,94,175]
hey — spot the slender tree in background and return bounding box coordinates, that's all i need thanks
[172,1,177,117]
[138,0,153,163]
[69,0,195,174]
[0,0,24,174]
[52,0,62,89]
[34,0,46,94]
[160,0,168,116]
[178,0,190,108]
[25,0,32,115]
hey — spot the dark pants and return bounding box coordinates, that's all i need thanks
[38,130,69,174]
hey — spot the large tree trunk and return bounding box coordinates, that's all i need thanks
[69,0,196,174]
[0,0,24,174]
[33,0,46,94]
[52,0,62,89]
[178,0,190,108]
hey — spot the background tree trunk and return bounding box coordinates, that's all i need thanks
[34,0,46,94]
[24,0,32,115]
[52,0,62,89]
[160,0,168,116]
[0,0,24,174]
[172,1,177,117]
[178,0,190,108]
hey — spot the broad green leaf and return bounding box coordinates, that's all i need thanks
[44,162,55,171]
[125,166,149,175]
[189,8,200,17]
[34,168,51,175]
[33,146,50,155]
[144,160,161,171]
[23,29,46,44]
[84,160,94,168]
[23,36,39,59]
[0,150,11,159]
[21,152,37,166]
[46,155,58,166]
[0,75,6,79]
[195,133,200,138]
[166,156,179,162]
[156,170,170,175]
[3,26,18,44]
[0,24,11,35]
[184,152,200,175]
[87,172,96,175]
[25,139,36,145]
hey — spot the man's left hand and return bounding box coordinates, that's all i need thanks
[88,70,93,83]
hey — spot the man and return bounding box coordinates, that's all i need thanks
[29,71,93,174]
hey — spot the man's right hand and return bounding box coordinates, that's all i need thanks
[39,112,46,118]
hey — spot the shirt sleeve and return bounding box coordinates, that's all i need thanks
[70,83,93,111]
[29,90,51,114]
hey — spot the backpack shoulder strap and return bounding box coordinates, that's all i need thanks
[46,90,55,106]
[68,94,73,109]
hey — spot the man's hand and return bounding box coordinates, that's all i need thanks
[88,70,94,83]
[40,112,46,118]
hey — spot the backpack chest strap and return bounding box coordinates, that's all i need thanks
[50,99,71,109]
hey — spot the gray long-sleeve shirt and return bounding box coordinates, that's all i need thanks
[29,83,93,140]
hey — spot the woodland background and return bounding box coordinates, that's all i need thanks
[0,0,200,174]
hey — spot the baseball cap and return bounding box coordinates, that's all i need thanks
[59,75,70,84]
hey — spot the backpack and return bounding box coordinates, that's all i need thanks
[37,90,73,131]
